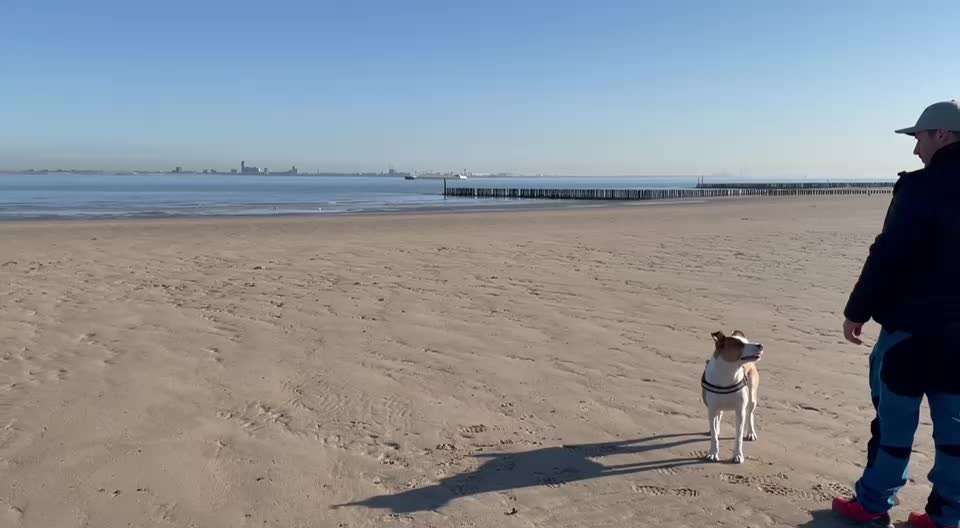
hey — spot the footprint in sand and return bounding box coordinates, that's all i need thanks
[672,487,700,497]
[632,484,668,496]
[537,475,566,488]
[219,401,293,436]
[2,503,23,526]
[151,503,177,524]
[376,452,408,467]
[45,368,69,382]
[207,347,223,364]
[720,472,789,485]
[458,424,487,435]
[632,484,701,498]
[720,472,826,502]
[563,444,616,457]
[719,473,754,485]
[813,479,854,500]
[758,482,796,497]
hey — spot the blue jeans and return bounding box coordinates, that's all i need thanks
[855,328,960,527]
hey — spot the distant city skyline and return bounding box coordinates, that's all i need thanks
[3,161,506,178]
[2,161,507,178]
[2,1,957,177]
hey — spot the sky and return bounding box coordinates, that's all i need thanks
[1,1,957,177]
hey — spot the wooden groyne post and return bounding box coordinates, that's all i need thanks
[442,182,894,202]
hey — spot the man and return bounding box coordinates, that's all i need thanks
[833,100,960,528]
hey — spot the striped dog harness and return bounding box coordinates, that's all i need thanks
[701,371,747,394]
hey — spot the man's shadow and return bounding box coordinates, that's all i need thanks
[333,432,711,514]
[798,509,912,528]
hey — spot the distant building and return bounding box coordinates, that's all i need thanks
[239,161,304,175]
[387,167,414,178]
[270,165,298,175]
[240,160,262,175]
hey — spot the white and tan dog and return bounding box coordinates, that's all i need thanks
[701,330,763,464]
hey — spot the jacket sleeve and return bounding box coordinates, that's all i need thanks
[843,178,934,323]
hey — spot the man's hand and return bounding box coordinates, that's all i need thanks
[843,319,864,345]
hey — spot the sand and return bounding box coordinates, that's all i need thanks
[0,196,934,527]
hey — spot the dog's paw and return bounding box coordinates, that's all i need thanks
[744,433,758,442]
[705,453,720,462]
[732,454,744,464]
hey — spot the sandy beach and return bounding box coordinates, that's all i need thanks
[0,196,933,527]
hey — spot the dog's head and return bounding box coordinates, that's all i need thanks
[710,330,764,363]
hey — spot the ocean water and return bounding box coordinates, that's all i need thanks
[0,173,893,220]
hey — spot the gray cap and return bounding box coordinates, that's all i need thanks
[895,100,960,135]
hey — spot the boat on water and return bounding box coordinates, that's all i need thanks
[403,171,468,180]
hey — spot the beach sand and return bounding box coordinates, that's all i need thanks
[0,196,932,527]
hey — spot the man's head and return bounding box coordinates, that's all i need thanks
[912,129,959,166]
[896,100,960,166]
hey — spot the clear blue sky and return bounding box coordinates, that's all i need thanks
[2,1,957,176]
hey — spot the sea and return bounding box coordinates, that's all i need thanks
[0,172,896,220]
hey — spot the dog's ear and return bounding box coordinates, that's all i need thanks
[711,331,725,344]
[731,330,745,338]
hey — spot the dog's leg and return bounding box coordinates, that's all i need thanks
[706,409,722,462]
[733,404,746,464]
[745,369,759,441]
[745,395,758,441]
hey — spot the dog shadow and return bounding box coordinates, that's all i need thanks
[333,432,712,514]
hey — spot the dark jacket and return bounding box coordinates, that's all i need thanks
[844,141,960,335]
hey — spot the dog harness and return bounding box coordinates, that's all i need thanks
[701,371,747,394]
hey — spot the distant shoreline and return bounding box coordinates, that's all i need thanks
[0,170,422,178]
[0,170,898,182]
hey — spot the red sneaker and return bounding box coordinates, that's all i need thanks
[908,512,941,528]
[831,497,893,527]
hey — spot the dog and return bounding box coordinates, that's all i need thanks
[701,330,763,464]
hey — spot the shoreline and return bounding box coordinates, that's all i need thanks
[0,193,885,225]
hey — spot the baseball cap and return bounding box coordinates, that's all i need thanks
[895,100,960,135]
